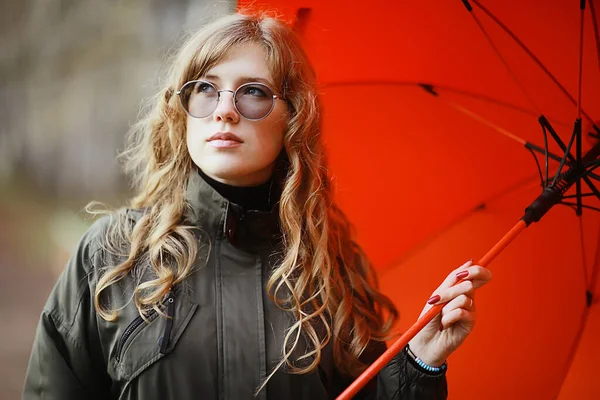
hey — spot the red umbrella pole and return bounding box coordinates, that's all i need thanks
[336,219,527,400]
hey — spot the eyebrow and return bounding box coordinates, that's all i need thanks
[203,74,275,88]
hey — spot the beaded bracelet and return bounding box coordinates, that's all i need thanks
[405,344,448,375]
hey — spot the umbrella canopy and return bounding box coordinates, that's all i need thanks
[238,1,600,398]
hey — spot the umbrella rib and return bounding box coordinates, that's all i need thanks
[590,224,600,301]
[323,81,539,117]
[323,80,573,129]
[446,98,546,186]
[577,117,584,215]
[590,0,600,72]
[582,175,600,200]
[577,2,585,119]
[541,122,550,186]
[539,116,576,163]
[560,201,600,212]
[538,117,600,196]
[563,192,600,198]
[435,96,600,186]
[379,174,540,274]
[443,100,525,144]
[466,9,540,114]
[526,143,571,165]
[551,120,580,187]
[438,98,600,181]
[579,215,588,290]
[437,93,600,182]
[556,306,592,399]
[556,222,600,398]
[323,81,600,181]
[585,162,600,183]
[526,147,545,188]
[467,0,597,127]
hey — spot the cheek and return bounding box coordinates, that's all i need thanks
[186,117,210,140]
[185,121,195,148]
[260,109,288,149]
[185,119,209,160]
[254,119,286,157]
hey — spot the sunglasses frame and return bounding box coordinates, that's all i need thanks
[176,79,287,121]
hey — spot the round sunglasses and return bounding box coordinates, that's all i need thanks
[176,80,287,121]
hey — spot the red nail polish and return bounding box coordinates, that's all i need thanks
[427,295,441,305]
[456,271,469,280]
[439,322,444,332]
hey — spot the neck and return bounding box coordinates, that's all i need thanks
[197,168,274,212]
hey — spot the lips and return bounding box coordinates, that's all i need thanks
[207,132,243,143]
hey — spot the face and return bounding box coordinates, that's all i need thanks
[184,43,288,187]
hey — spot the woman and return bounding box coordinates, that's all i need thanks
[23,11,492,400]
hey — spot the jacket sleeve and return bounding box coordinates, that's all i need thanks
[332,341,448,400]
[376,344,448,400]
[23,217,112,400]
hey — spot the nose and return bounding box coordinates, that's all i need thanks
[213,90,240,123]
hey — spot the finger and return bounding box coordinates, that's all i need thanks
[452,259,474,274]
[428,279,474,305]
[437,260,474,290]
[440,307,475,330]
[441,294,474,314]
[454,265,493,289]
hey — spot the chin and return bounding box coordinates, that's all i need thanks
[199,162,246,179]
[203,162,274,186]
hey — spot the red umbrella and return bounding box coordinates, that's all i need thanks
[238,1,600,398]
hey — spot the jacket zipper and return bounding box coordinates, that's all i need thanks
[159,295,176,354]
[115,292,175,362]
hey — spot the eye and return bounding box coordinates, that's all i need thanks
[194,82,216,93]
[240,84,268,98]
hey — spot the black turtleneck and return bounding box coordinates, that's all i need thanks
[198,168,274,212]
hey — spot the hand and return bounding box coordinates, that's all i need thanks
[407,260,492,367]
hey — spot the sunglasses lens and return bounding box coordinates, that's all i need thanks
[180,81,218,118]
[235,84,275,120]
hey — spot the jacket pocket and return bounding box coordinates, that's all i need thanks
[111,289,199,383]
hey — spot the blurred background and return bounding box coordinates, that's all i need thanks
[0,1,235,398]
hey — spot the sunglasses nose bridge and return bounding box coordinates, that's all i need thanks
[214,89,237,108]
[212,89,239,120]
[216,89,235,99]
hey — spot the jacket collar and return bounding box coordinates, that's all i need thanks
[184,169,283,252]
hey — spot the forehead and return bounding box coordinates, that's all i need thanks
[204,43,274,85]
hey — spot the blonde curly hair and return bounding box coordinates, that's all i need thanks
[89,10,398,385]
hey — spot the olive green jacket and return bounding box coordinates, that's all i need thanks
[23,172,447,399]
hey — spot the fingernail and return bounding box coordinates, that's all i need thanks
[427,295,441,305]
[439,322,444,332]
[456,271,469,280]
